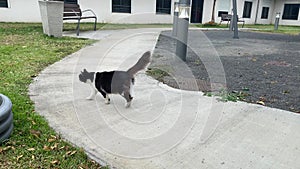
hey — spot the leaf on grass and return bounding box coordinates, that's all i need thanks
[30,129,41,138]
[31,120,36,125]
[3,146,12,151]
[59,146,65,150]
[27,148,35,151]
[48,138,56,143]
[32,155,35,160]
[51,160,59,165]
[17,155,23,161]
[66,150,77,156]
[51,143,58,150]
[50,135,58,139]
[43,145,51,151]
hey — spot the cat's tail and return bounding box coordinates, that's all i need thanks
[127,51,151,77]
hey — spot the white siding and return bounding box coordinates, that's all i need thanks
[0,0,299,25]
[0,0,41,22]
[273,0,300,26]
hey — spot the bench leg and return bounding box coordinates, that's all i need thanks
[76,19,80,36]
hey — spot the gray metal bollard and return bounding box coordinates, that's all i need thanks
[172,2,179,37]
[175,0,190,61]
[274,12,280,30]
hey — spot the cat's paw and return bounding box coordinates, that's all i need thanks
[125,101,131,108]
[105,97,110,104]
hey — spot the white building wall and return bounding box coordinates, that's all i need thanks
[273,0,300,26]
[0,0,299,25]
[0,0,41,22]
[109,0,173,23]
[201,0,214,23]
[256,0,275,24]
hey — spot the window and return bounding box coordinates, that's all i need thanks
[112,0,131,13]
[64,0,78,4]
[156,0,171,14]
[56,0,78,4]
[218,11,228,17]
[242,1,252,18]
[261,7,269,19]
[0,0,8,8]
[282,4,300,20]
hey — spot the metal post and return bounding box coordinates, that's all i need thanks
[175,0,190,61]
[274,12,280,30]
[172,2,179,37]
[232,0,239,39]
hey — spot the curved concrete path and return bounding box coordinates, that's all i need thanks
[29,28,300,169]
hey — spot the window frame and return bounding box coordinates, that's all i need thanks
[282,4,300,20]
[261,7,269,19]
[0,0,8,8]
[242,1,253,18]
[64,0,78,4]
[112,0,131,14]
[156,0,171,15]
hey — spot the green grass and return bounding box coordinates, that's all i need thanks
[146,68,170,82]
[204,88,250,102]
[64,22,299,35]
[245,24,300,35]
[196,23,300,35]
[63,22,172,32]
[0,22,107,168]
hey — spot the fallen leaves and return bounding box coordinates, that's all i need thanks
[256,101,265,106]
[30,129,41,138]
[51,160,59,165]
[66,150,77,156]
[27,148,35,151]
[257,96,266,106]
[16,155,23,161]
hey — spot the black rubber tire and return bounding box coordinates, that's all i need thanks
[0,123,13,143]
[0,111,13,134]
[0,94,12,121]
[0,94,13,144]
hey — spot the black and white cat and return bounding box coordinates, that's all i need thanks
[79,51,151,108]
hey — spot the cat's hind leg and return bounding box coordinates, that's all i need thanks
[105,95,110,104]
[123,91,133,108]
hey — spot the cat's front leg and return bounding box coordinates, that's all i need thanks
[86,84,97,100]
[99,89,110,104]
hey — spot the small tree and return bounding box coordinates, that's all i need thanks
[204,0,218,26]
[211,0,217,23]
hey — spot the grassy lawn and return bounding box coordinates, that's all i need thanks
[63,22,300,35]
[198,23,300,35]
[0,23,107,168]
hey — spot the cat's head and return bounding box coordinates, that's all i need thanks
[79,69,95,83]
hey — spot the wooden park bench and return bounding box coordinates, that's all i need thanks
[63,3,97,36]
[219,14,245,28]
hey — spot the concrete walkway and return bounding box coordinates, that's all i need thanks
[29,28,300,169]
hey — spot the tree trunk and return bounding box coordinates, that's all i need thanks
[211,0,217,23]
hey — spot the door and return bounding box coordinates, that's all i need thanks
[191,0,204,23]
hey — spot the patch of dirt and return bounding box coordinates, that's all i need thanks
[149,30,300,113]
